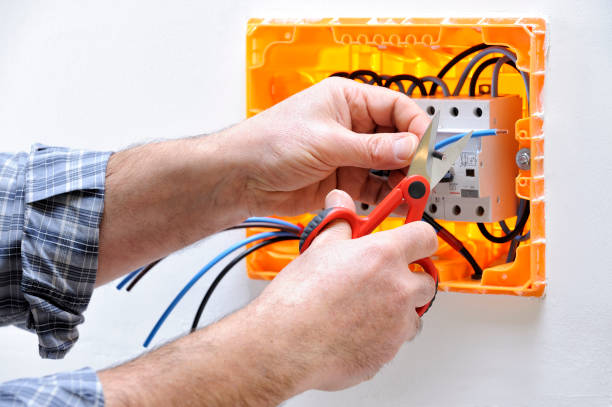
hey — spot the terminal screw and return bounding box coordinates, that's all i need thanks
[515,148,531,170]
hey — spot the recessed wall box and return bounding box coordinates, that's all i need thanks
[244,18,547,297]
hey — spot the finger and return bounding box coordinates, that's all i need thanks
[341,80,430,135]
[331,128,420,170]
[364,221,438,266]
[405,269,436,308]
[309,189,356,249]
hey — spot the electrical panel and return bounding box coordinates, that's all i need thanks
[243,18,547,297]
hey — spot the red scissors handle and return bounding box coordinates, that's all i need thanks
[299,174,438,316]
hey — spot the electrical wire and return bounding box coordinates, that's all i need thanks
[349,70,383,86]
[422,213,483,279]
[477,199,530,244]
[468,57,500,96]
[491,56,515,97]
[409,76,451,97]
[119,220,301,292]
[243,217,301,232]
[452,47,529,97]
[116,268,143,290]
[126,259,162,292]
[434,129,498,150]
[430,43,490,95]
[384,74,427,96]
[190,235,300,332]
[143,230,298,347]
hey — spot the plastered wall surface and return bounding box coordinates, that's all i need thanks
[0,1,611,406]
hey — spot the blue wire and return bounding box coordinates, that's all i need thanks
[116,267,143,290]
[434,129,497,150]
[244,217,301,231]
[143,230,297,347]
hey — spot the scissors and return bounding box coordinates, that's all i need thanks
[298,112,472,316]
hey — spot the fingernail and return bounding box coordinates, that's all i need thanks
[325,189,346,208]
[393,135,417,162]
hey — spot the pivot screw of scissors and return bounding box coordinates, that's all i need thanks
[515,148,531,170]
[408,181,426,199]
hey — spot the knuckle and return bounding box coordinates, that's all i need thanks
[365,135,391,165]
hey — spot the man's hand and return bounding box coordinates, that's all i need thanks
[98,77,428,283]
[99,189,437,406]
[227,77,430,216]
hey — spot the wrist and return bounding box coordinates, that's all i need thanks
[203,305,310,405]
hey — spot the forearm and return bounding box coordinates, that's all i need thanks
[98,305,305,407]
[97,132,250,285]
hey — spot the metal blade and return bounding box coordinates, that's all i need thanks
[407,111,439,182]
[429,131,473,188]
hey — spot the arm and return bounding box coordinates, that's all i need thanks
[99,191,437,406]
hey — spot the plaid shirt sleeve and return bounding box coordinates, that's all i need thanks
[0,368,104,406]
[0,145,111,406]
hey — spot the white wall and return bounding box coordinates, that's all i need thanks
[0,1,611,406]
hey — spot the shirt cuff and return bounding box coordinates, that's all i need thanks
[21,145,112,359]
[0,367,104,406]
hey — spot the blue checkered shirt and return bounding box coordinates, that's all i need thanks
[0,145,110,406]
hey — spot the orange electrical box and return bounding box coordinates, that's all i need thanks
[244,18,546,297]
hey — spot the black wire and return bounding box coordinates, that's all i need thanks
[125,223,297,291]
[330,71,350,78]
[422,212,483,278]
[349,70,383,86]
[191,235,300,332]
[225,223,299,233]
[469,57,519,97]
[126,259,162,291]
[477,199,530,244]
[384,74,427,96]
[430,43,490,95]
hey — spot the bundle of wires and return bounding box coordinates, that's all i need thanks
[116,217,302,347]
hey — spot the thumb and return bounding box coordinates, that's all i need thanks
[309,189,356,249]
[333,129,419,170]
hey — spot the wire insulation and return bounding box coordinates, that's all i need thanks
[116,268,143,290]
[430,43,490,95]
[434,129,497,150]
[126,259,162,292]
[190,235,300,332]
[143,231,298,347]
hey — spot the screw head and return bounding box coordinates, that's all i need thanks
[516,148,531,170]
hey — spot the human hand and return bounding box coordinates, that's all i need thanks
[226,77,430,216]
[247,189,437,392]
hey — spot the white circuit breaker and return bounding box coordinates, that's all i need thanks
[358,95,522,223]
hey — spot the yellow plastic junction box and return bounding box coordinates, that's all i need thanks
[244,17,546,297]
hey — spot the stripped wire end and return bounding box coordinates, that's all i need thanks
[495,129,509,135]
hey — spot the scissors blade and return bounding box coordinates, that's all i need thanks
[407,111,439,182]
[429,131,473,188]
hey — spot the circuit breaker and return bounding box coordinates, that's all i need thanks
[416,96,522,223]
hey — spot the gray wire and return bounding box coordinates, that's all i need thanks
[452,47,529,98]
[407,76,451,97]
[491,56,511,97]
